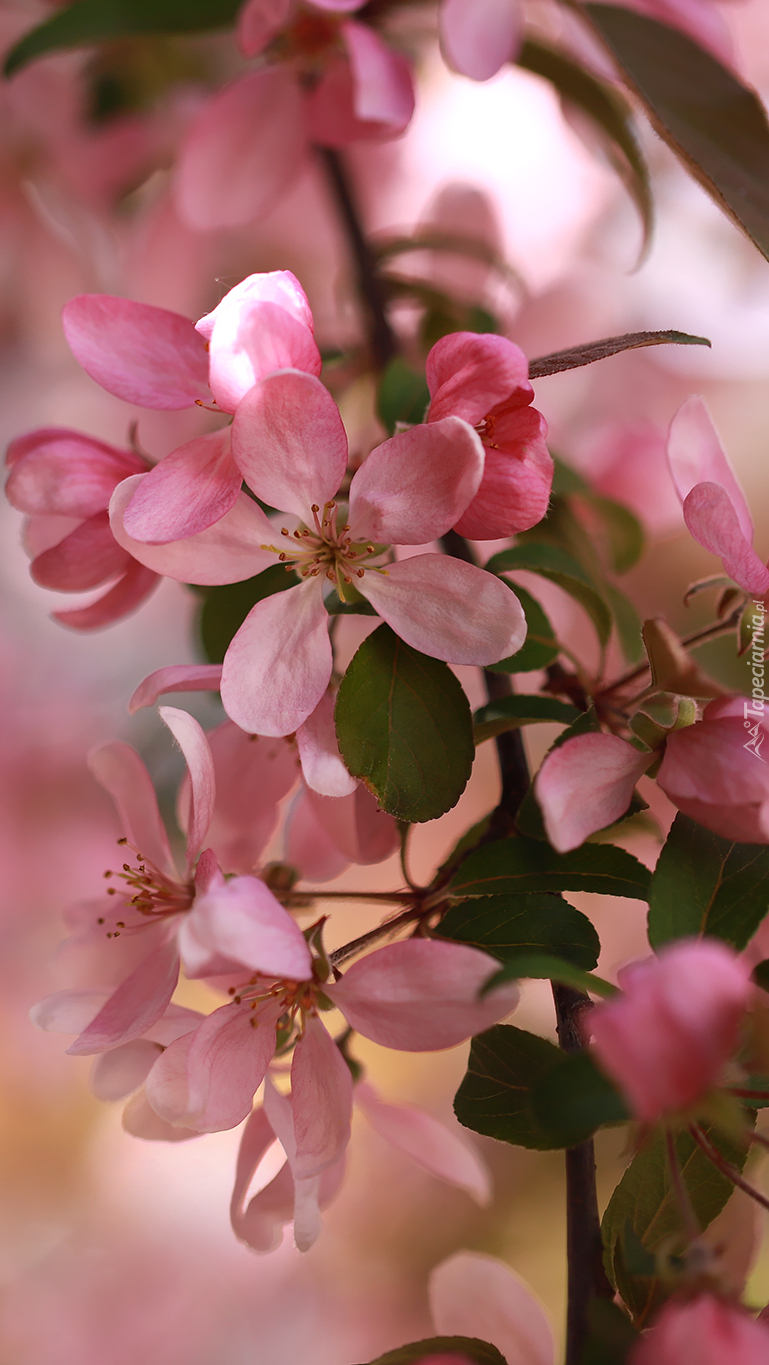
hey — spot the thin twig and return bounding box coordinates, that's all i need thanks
[329,904,423,968]
[595,608,743,701]
[689,1124,769,1213]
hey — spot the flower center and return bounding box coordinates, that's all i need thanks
[98,837,193,937]
[271,10,342,72]
[262,501,383,601]
[228,975,320,1045]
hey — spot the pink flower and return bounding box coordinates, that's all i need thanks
[111,369,527,736]
[535,731,654,853]
[667,397,769,597]
[5,427,159,630]
[175,1,415,229]
[61,272,321,542]
[426,332,552,538]
[631,1293,769,1365]
[656,697,769,844]
[589,938,752,1124]
[429,1251,555,1365]
[33,707,312,1057]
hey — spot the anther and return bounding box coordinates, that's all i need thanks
[117,838,127,846]
[107,888,116,895]
[311,504,320,513]
[116,921,125,929]
[97,917,105,925]
[356,569,365,578]
[103,871,112,879]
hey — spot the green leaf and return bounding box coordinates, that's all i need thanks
[531,1052,629,1147]
[517,37,653,250]
[647,813,769,951]
[603,582,644,664]
[732,1073,769,1107]
[528,330,710,379]
[4,0,241,75]
[358,1338,508,1365]
[197,566,297,665]
[335,625,474,822]
[454,1024,566,1150]
[551,454,590,496]
[436,892,600,968]
[602,1126,749,1321]
[582,494,645,575]
[582,5,769,264]
[486,543,613,648]
[485,583,559,674]
[473,694,580,744]
[483,954,617,999]
[376,358,430,436]
[449,836,651,901]
[580,1299,639,1365]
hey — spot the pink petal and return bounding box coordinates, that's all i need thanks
[535,733,653,853]
[236,0,293,56]
[683,482,769,595]
[426,332,531,424]
[296,691,357,797]
[230,1105,289,1253]
[90,1039,162,1101]
[208,303,322,416]
[31,511,128,591]
[326,940,520,1051]
[306,785,399,865]
[305,39,414,146]
[128,663,223,714]
[67,936,180,1056]
[668,396,753,541]
[453,409,552,539]
[158,707,215,867]
[53,560,158,631]
[285,790,350,883]
[196,270,314,343]
[262,1078,346,1252]
[88,739,175,876]
[439,0,523,80]
[122,428,241,543]
[342,20,415,131]
[175,68,307,230]
[359,553,526,664]
[183,875,313,979]
[62,294,210,409]
[190,723,299,874]
[122,1089,200,1142]
[220,579,333,737]
[5,429,144,518]
[355,1081,490,1203]
[291,1016,353,1178]
[110,475,276,584]
[30,990,108,1034]
[231,370,348,518]
[429,1252,555,1365]
[184,1001,280,1132]
[349,418,484,545]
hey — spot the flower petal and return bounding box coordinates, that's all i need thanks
[62,294,210,409]
[291,1016,353,1178]
[306,786,399,865]
[122,1089,200,1142]
[668,396,754,542]
[90,1039,163,1101]
[208,302,321,415]
[349,418,484,545]
[122,428,241,543]
[359,553,526,664]
[683,481,769,596]
[175,68,307,230]
[296,691,357,797]
[439,0,523,81]
[221,579,333,736]
[285,790,350,883]
[30,990,108,1034]
[236,0,293,57]
[326,940,520,1051]
[231,370,348,518]
[453,409,552,539]
[6,429,144,518]
[184,875,313,979]
[128,663,223,714]
[430,1252,555,1365]
[158,707,215,867]
[535,733,653,853]
[230,1105,290,1253]
[342,20,415,131]
[67,936,180,1056]
[88,739,175,876]
[53,560,158,631]
[356,1082,490,1203]
[31,511,128,591]
[110,475,275,584]
[426,332,531,424]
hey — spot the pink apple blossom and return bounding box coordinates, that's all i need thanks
[426,332,552,538]
[667,397,769,597]
[61,272,321,542]
[589,938,752,1124]
[631,1293,769,1365]
[110,369,527,736]
[175,2,415,229]
[429,1251,555,1365]
[656,697,769,844]
[5,427,159,630]
[535,731,654,852]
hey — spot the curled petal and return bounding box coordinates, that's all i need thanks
[159,707,215,867]
[110,476,275,585]
[88,739,175,876]
[306,785,399,865]
[285,790,350,883]
[291,1016,353,1179]
[667,396,753,541]
[535,733,653,853]
[326,940,519,1051]
[30,990,108,1034]
[6,430,144,518]
[430,1252,555,1365]
[183,875,313,980]
[230,1105,290,1253]
[189,722,299,874]
[236,0,293,56]
[208,302,321,415]
[62,294,210,409]
[123,1089,200,1142]
[349,418,484,545]
[31,511,128,591]
[53,560,158,631]
[231,370,348,518]
[453,409,552,539]
[221,579,333,737]
[683,482,769,596]
[196,270,314,342]
[296,691,356,797]
[67,937,180,1056]
[129,663,223,714]
[122,428,241,543]
[342,21,415,131]
[360,554,526,665]
[439,0,523,81]
[149,1001,280,1132]
[90,1039,162,1101]
[427,332,531,425]
[356,1082,490,1203]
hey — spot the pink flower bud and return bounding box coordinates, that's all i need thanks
[631,1294,769,1365]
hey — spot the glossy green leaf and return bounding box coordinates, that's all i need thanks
[583,494,645,574]
[376,358,430,436]
[528,329,710,379]
[603,582,644,664]
[358,1338,508,1365]
[482,954,616,999]
[647,813,769,950]
[583,5,769,263]
[197,566,297,665]
[436,892,600,968]
[531,1052,629,1147]
[485,583,559,674]
[449,836,651,901]
[518,37,653,249]
[486,543,612,648]
[454,1024,566,1150]
[335,625,474,822]
[602,1125,750,1321]
[4,0,241,75]
[473,695,580,744]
